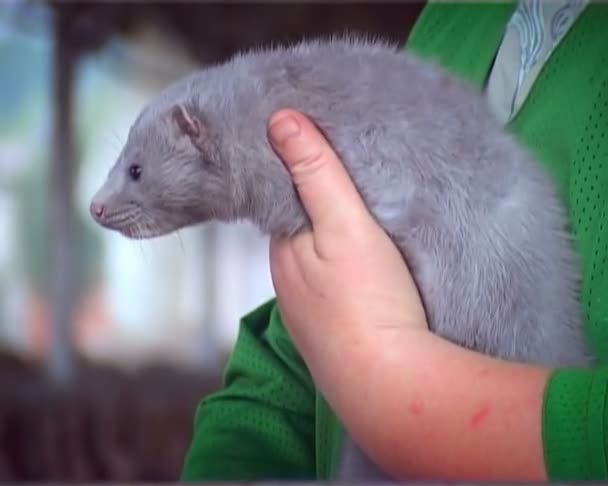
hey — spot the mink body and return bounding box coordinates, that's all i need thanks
[91,38,592,479]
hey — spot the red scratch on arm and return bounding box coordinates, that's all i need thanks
[470,404,490,428]
[408,399,424,415]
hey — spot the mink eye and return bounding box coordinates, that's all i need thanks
[129,164,142,181]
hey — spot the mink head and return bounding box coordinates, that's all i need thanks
[90,101,234,239]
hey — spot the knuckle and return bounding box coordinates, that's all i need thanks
[291,149,327,183]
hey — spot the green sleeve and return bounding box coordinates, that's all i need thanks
[537,6,608,480]
[180,300,317,481]
[543,368,608,479]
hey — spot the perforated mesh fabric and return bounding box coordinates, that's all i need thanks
[406,2,515,88]
[510,6,608,479]
[544,368,608,479]
[507,8,608,364]
[181,300,317,480]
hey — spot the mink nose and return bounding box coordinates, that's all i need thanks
[90,201,105,221]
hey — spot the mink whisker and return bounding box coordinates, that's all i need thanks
[109,128,125,147]
[100,132,122,156]
[175,230,186,255]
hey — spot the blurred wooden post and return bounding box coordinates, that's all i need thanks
[48,9,77,385]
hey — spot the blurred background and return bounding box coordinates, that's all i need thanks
[0,1,423,481]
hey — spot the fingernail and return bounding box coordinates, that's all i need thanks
[269,115,300,145]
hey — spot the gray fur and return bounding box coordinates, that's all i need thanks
[91,37,593,480]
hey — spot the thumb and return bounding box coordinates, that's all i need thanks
[268,109,371,233]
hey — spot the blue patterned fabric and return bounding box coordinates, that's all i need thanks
[486,0,588,124]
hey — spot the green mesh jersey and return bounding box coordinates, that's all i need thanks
[181,2,608,481]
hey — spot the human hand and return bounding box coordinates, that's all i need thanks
[267,108,428,396]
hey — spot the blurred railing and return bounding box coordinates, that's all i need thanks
[0,352,222,482]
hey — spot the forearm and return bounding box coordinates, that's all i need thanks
[314,328,551,481]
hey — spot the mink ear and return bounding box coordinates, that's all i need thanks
[171,104,204,140]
